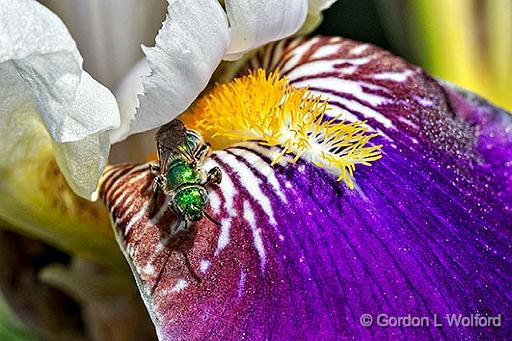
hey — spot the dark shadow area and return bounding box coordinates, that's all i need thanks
[313,0,393,52]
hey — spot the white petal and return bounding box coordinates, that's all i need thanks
[0,0,120,143]
[0,62,108,199]
[131,0,229,135]
[308,0,338,16]
[53,132,111,201]
[224,0,308,57]
[111,59,150,143]
[42,0,167,89]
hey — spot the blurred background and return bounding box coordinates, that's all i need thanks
[318,0,512,111]
[1,1,510,340]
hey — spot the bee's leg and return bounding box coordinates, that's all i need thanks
[150,248,171,295]
[150,218,182,294]
[182,251,202,283]
[204,210,222,226]
[149,163,161,175]
[148,175,165,217]
[171,217,184,234]
[193,142,211,164]
[205,166,222,186]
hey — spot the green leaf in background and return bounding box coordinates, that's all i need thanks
[407,0,512,110]
[0,292,38,341]
[315,0,512,111]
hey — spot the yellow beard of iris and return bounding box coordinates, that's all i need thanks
[182,69,382,189]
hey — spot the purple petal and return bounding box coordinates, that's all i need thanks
[442,83,512,205]
[101,37,512,340]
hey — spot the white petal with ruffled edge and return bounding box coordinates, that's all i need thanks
[0,0,120,199]
[224,0,308,59]
[0,0,120,143]
[129,0,229,136]
[111,58,150,143]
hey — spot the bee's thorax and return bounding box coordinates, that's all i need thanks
[165,158,201,190]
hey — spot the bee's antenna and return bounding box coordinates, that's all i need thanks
[151,245,172,295]
[204,211,222,226]
[150,218,183,295]
[182,251,202,283]
[172,218,183,234]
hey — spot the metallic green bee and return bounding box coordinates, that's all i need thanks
[148,120,222,233]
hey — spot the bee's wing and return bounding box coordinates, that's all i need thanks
[156,120,191,170]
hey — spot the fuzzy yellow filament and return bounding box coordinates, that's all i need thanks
[182,69,382,188]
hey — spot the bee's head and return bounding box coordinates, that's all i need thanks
[174,186,208,222]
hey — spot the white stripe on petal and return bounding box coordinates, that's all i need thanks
[243,201,266,269]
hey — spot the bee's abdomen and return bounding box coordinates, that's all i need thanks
[166,159,201,189]
[174,186,208,221]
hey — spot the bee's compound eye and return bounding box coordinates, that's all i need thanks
[175,187,207,221]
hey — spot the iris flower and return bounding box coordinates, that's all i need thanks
[1,0,511,340]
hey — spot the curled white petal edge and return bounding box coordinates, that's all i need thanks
[124,0,339,136]
[111,59,151,143]
[130,0,230,136]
